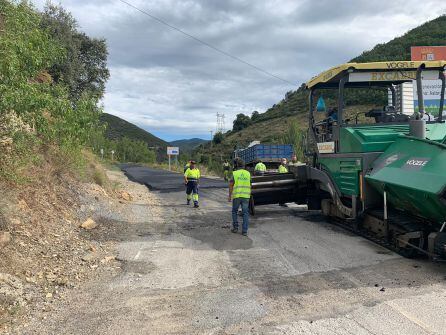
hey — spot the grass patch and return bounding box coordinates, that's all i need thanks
[92,166,108,187]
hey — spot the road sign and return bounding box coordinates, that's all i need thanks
[411,46,446,61]
[411,46,446,115]
[167,147,179,171]
[167,147,179,155]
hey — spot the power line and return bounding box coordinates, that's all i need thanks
[118,0,297,86]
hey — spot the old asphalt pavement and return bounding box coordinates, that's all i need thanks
[21,166,446,334]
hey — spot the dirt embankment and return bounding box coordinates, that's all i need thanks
[0,156,156,332]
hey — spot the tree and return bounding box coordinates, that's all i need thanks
[284,91,293,101]
[251,111,260,122]
[232,113,251,132]
[40,3,109,101]
[281,121,304,161]
[0,0,107,180]
[213,131,224,144]
[115,137,155,163]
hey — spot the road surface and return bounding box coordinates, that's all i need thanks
[21,166,446,334]
[120,164,227,192]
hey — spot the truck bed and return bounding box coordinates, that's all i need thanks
[236,144,293,166]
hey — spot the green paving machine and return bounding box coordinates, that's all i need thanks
[251,60,446,258]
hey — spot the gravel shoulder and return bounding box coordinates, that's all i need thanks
[11,168,446,335]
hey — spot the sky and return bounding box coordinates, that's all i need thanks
[32,0,446,142]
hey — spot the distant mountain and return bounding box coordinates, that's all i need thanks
[100,113,168,149]
[170,138,208,153]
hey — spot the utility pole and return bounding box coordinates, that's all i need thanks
[216,113,225,133]
[210,130,213,148]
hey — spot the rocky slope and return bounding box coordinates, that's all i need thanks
[0,153,156,332]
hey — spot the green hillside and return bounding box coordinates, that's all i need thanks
[353,15,446,62]
[100,113,168,149]
[195,15,446,162]
[170,138,208,153]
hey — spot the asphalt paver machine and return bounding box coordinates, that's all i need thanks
[251,61,446,258]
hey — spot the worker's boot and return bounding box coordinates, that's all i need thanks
[187,200,190,205]
[194,202,199,208]
[231,227,238,233]
[242,231,248,236]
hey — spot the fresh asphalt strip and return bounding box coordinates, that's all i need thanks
[120,164,228,192]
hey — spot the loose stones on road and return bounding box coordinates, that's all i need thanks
[0,231,11,248]
[80,218,97,230]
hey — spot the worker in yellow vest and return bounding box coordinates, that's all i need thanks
[184,160,200,208]
[228,158,251,236]
[254,160,267,176]
[278,158,288,173]
[223,160,231,181]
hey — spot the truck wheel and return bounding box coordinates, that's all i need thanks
[249,197,255,216]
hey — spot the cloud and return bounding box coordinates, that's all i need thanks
[31,0,446,141]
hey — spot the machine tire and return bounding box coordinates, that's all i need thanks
[249,196,255,216]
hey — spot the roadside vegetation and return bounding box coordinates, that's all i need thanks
[0,1,156,186]
[99,113,167,160]
[1,0,98,182]
[0,1,121,326]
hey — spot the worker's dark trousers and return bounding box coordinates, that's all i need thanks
[232,198,249,233]
[186,181,199,205]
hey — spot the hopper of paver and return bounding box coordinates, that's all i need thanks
[365,136,446,224]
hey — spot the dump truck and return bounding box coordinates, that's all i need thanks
[234,144,293,172]
[250,60,446,259]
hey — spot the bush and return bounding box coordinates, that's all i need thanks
[114,137,155,163]
[92,167,107,186]
[200,155,209,164]
[232,113,251,132]
[213,132,224,144]
[251,111,260,122]
[281,121,304,161]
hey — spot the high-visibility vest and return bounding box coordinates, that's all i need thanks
[184,168,200,181]
[278,165,288,173]
[232,169,251,199]
[183,163,191,173]
[255,162,266,172]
